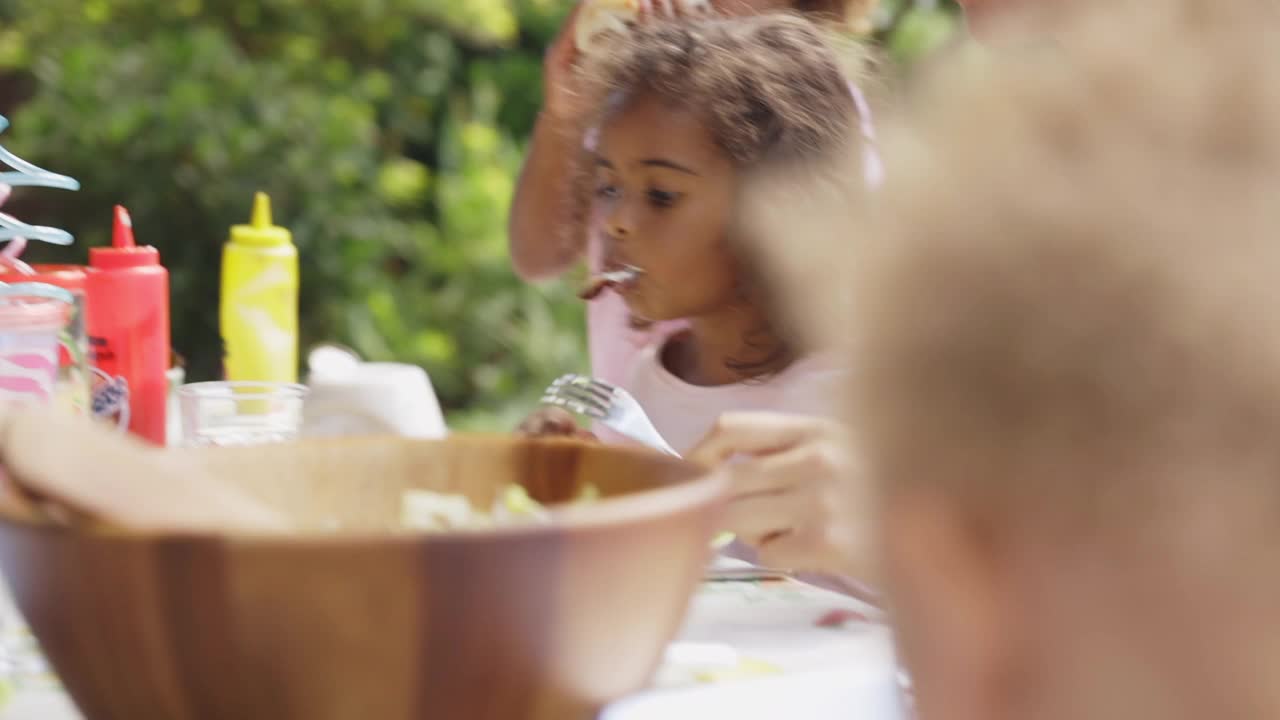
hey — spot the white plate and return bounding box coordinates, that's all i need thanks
[604,663,907,720]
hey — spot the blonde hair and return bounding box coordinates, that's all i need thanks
[842,1,1280,529]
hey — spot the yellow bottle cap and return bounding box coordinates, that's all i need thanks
[230,192,292,247]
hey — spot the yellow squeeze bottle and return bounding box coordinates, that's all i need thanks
[220,192,299,383]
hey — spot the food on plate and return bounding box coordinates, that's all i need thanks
[400,483,601,531]
[694,657,782,684]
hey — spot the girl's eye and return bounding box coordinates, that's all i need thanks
[648,189,681,208]
[595,183,620,199]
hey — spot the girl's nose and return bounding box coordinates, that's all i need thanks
[607,204,634,240]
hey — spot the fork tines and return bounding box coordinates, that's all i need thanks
[540,393,607,420]
[542,374,618,420]
[549,373,616,393]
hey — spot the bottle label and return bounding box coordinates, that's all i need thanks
[90,368,130,432]
[88,336,130,433]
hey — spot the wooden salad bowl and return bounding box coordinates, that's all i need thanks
[0,435,725,720]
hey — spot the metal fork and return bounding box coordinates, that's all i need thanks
[540,374,680,457]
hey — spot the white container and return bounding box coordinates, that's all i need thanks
[303,356,446,439]
[165,366,184,447]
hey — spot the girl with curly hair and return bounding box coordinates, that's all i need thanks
[521,13,869,459]
[510,1,879,391]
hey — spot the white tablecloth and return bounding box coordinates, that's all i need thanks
[0,566,903,720]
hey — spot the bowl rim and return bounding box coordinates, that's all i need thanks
[0,435,730,545]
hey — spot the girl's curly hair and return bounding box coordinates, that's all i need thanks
[577,13,860,167]
[568,13,866,376]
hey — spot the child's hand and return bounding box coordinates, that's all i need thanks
[688,413,870,580]
[517,406,598,441]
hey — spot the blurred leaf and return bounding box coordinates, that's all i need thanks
[0,30,27,69]
[376,157,432,207]
[888,6,959,64]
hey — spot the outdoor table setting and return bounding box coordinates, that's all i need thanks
[0,106,906,720]
[0,361,906,712]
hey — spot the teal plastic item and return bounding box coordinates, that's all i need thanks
[0,115,80,246]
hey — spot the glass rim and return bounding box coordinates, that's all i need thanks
[177,381,308,400]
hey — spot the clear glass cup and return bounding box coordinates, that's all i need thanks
[0,282,73,695]
[178,381,308,447]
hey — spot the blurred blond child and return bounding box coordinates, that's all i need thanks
[835,3,1280,720]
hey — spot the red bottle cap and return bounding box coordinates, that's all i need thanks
[89,206,159,270]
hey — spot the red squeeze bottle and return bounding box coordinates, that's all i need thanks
[85,206,170,445]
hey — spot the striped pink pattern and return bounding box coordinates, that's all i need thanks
[0,346,58,401]
[1,351,56,372]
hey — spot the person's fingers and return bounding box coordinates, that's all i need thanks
[724,450,802,499]
[687,412,834,468]
[757,504,873,584]
[755,528,813,570]
[652,0,675,18]
[722,485,811,541]
[757,525,852,579]
[725,437,850,499]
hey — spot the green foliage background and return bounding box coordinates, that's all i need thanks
[0,0,958,430]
